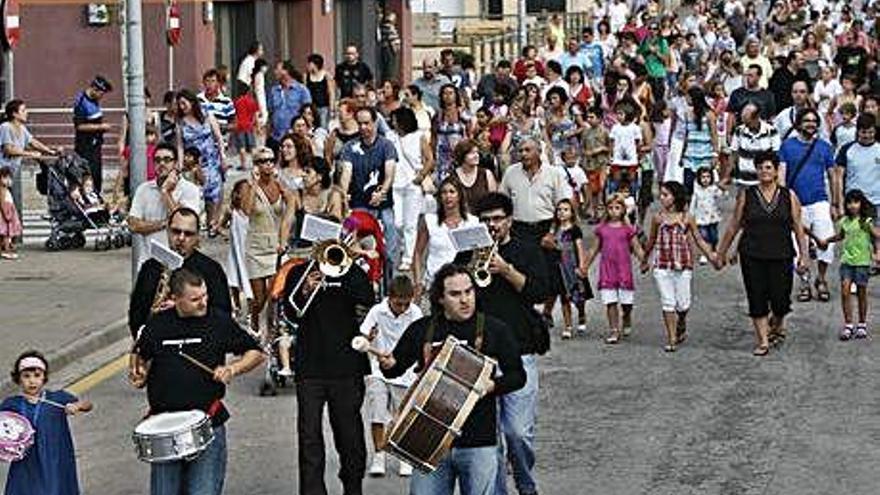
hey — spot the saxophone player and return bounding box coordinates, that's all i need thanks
[128,207,232,340]
[455,192,550,495]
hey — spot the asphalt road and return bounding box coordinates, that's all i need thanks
[9,257,878,495]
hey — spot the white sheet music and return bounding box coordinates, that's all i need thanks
[150,239,184,269]
[449,224,494,252]
[300,214,342,243]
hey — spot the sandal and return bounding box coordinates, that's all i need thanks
[769,326,787,346]
[752,344,770,356]
[675,318,688,344]
[605,329,621,344]
[814,279,831,302]
[797,285,812,302]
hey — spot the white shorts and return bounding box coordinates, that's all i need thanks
[653,269,693,312]
[799,200,835,264]
[364,376,408,425]
[600,288,635,305]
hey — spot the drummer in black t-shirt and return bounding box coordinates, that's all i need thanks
[129,268,264,495]
[379,264,525,495]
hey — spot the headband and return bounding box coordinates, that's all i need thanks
[18,357,47,372]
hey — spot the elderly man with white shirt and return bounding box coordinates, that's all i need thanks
[128,142,202,269]
[501,137,572,250]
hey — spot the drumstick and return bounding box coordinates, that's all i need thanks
[351,335,389,358]
[39,398,69,410]
[178,351,215,376]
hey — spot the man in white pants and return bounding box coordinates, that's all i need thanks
[778,108,840,302]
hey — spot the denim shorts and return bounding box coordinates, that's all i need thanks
[840,264,870,287]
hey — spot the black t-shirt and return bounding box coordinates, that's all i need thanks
[768,67,811,110]
[284,262,375,379]
[128,251,233,339]
[135,308,261,425]
[383,313,525,448]
[728,87,777,123]
[335,61,373,98]
[834,45,868,84]
[454,236,550,354]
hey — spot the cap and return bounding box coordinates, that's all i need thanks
[91,76,113,93]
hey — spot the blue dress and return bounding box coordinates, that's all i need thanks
[1,391,80,495]
[181,118,223,203]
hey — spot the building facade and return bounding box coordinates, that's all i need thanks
[1,0,413,109]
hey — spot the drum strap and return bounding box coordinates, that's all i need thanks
[145,400,223,420]
[421,313,485,366]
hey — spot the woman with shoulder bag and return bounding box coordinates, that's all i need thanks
[389,107,433,271]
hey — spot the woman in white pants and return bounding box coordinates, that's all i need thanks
[389,107,434,271]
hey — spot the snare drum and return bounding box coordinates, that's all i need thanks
[132,410,215,463]
[0,411,35,463]
[386,336,496,472]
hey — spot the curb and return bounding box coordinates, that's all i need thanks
[0,317,130,396]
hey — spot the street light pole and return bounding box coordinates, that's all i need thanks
[125,0,148,283]
[517,0,527,53]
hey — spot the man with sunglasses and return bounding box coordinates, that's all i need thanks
[129,143,203,269]
[128,206,232,340]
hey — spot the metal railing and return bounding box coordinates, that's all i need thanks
[460,11,594,77]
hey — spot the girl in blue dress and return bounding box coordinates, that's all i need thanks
[1,351,92,495]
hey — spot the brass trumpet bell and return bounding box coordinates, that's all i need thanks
[313,239,354,278]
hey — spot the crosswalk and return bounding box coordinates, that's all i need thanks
[20,210,110,248]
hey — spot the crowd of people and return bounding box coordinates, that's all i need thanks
[3,0,880,493]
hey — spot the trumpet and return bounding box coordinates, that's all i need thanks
[289,234,356,316]
[470,240,499,288]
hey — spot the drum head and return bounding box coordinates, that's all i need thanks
[135,410,207,435]
[0,411,34,443]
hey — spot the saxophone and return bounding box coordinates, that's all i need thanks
[150,268,172,313]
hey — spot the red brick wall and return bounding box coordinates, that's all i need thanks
[14,1,214,108]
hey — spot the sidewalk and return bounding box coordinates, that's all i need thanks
[0,246,131,394]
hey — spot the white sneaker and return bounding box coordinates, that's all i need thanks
[277,368,293,377]
[699,255,708,265]
[398,461,413,477]
[368,452,386,477]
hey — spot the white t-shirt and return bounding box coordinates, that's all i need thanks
[560,163,588,195]
[609,122,642,166]
[389,130,425,188]
[608,2,629,33]
[129,178,202,269]
[359,299,423,386]
[423,213,479,285]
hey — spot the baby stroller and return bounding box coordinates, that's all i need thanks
[37,152,130,251]
[258,211,388,397]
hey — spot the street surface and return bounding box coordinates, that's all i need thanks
[4,234,879,494]
[2,174,879,494]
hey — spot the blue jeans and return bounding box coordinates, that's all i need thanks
[495,354,539,495]
[150,424,227,495]
[698,223,719,249]
[411,445,498,495]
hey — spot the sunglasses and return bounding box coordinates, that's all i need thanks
[170,227,198,237]
[154,155,176,164]
[255,157,275,165]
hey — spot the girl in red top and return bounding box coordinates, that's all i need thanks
[642,182,717,352]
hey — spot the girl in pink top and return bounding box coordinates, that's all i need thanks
[584,193,646,344]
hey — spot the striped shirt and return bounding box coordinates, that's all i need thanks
[197,91,236,136]
[729,120,780,186]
